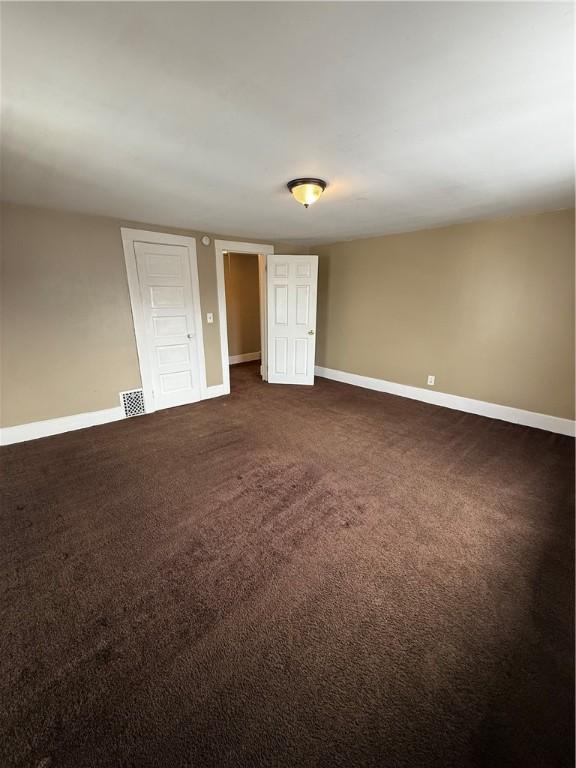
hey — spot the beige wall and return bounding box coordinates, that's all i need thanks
[224,252,261,358]
[316,210,575,420]
[3,202,573,427]
[0,202,282,427]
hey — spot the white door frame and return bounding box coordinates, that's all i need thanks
[121,227,208,413]
[214,239,274,390]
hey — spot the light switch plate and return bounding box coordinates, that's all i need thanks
[207,312,214,324]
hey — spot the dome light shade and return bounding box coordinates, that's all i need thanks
[287,178,327,208]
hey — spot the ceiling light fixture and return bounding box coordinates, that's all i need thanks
[287,178,327,208]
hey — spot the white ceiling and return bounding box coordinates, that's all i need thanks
[2,2,573,245]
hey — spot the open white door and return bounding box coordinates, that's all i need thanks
[266,254,318,385]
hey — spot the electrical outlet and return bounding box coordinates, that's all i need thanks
[427,374,435,386]
[206,312,214,324]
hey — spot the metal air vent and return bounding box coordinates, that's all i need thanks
[119,389,145,418]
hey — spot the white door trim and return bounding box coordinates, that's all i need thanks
[258,253,268,381]
[214,239,274,391]
[121,227,208,412]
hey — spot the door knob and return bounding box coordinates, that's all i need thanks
[187,333,193,339]
[308,330,315,335]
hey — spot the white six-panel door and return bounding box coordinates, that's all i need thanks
[267,255,318,385]
[132,240,204,410]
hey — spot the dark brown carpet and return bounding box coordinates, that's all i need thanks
[1,362,574,768]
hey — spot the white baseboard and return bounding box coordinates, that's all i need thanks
[0,385,232,446]
[0,406,125,446]
[314,366,575,437]
[229,352,261,365]
[202,383,230,400]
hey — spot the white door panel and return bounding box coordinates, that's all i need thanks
[134,241,203,410]
[267,255,318,385]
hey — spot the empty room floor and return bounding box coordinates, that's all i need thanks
[1,362,574,768]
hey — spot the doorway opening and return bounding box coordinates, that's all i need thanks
[214,240,319,393]
[214,240,274,392]
[224,250,262,376]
